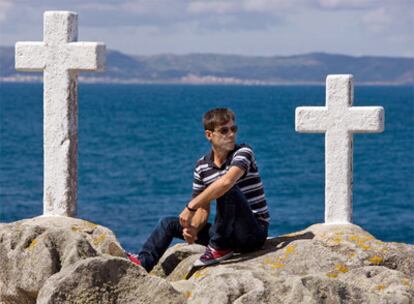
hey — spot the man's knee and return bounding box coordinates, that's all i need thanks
[158,216,179,230]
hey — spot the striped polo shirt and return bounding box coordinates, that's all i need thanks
[192,144,270,223]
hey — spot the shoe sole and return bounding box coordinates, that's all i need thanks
[193,251,233,267]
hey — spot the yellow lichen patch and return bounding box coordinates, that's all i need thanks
[331,236,342,244]
[368,255,383,265]
[375,284,385,291]
[71,225,80,232]
[348,235,372,250]
[270,261,285,269]
[263,257,285,269]
[285,244,296,255]
[27,239,37,250]
[349,235,373,242]
[348,252,356,258]
[335,264,349,273]
[357,243,371,251]
[93,233,107,246]
[193,272,203,279]
[193,269,208,280]
[184,291,192,299]
[263,257,272,264]
[83,221,98,231]
[326,272,338,278]
[360,244,372,250]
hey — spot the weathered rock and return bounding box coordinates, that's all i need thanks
[37,256,185,304]
[1,217,413,304]
[160,223,414,303]
[151,243,205,279]
[1,216,125,303]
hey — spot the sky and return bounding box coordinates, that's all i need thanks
[0,0,413,57]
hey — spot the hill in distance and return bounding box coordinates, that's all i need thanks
[1,46,413,85]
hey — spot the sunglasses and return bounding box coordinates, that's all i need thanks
[213,125,238,135]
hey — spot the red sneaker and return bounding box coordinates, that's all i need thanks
[194,245,233,267]
[125,251,141,266]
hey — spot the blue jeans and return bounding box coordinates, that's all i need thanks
[138,186,268,272]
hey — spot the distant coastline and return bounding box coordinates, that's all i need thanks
[1,77,410,86]
[1,47,413,85]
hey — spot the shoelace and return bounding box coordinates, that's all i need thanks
[201,246,214,260]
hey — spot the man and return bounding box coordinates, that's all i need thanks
[126,108,270,272]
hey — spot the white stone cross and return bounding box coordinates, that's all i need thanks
[295,75,384,224]
[15,11,105,217]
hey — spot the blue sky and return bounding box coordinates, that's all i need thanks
[0,0,413,57]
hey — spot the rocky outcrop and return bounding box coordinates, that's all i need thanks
[36,256,184,304]
[151,244,205,279]
[163,223,414,303]
[0,216,184,304]
[0,217,413,304]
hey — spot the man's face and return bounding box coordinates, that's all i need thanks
[205,120,238,152]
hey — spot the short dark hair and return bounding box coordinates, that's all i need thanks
[203,108,236,131]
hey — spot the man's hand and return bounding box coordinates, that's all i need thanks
[183,227,198,244]
[179,207,195,228]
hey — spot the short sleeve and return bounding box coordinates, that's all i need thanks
[230,146,254,174]
[192,164,206,198]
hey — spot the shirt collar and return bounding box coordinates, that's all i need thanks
[207,144,239,169]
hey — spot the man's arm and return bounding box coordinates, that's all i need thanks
[190,166,244,209]
[191,205,210,231]
[180,166,245,228]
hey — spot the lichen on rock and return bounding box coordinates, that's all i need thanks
[1,218,413,304]
[160,223,414,304]
[0,216,183,304]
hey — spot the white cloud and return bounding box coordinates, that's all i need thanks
[317,0,376,10]
[185,0,381,15]
[187,0,303,14]
[361,7,391,33]
[76,2,121,12]
[0,0,412,56]
[0,0,13,22]
[119,0,184,15]
[187,1,236,14]
[359,2,413,35]
[242,0,294,12]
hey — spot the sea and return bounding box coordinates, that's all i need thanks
[0,83,413,251]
